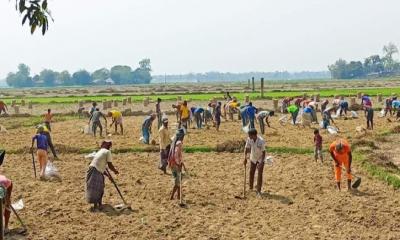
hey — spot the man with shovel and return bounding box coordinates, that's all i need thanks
[86,140,119,211]
[329,139,353,191]
[244,128,266,197]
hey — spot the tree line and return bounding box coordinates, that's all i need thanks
[152,71,330,83]
[5,59,152,88]
[328,43,400,79]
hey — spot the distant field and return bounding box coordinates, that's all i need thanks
[1,87,400,104]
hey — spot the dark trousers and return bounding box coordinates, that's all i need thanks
[44,132,57,158]
[249,161,264,192]
[258,117,265,134]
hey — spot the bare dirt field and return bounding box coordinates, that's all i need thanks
[0,110,397,153]
[1,87,400,239]
[2,151,399,240]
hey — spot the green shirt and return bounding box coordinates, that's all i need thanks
[287,105,298,113]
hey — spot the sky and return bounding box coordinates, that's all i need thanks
[1,0,400,78]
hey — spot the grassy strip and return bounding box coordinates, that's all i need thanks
[267,146,314,155]
[1,115,79,130]
[3,87,400,104]
[353,152,400,189]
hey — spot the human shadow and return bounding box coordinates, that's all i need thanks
[350,189,375,197]
[261,192,294,205]
[5,227,28,239]
[94,204,137,217]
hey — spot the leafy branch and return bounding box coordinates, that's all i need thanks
[15,0,53,35]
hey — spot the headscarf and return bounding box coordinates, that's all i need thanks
[101,140,112,150]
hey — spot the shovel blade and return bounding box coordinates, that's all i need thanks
[352,177,362,189]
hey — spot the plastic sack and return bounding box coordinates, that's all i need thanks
[351,111,358,118]
[45,161,60,178]
[83,124,93,135]
[332,108,341,119]
[265,156,274,166]
[379,109,385,118]
[85,151,97,160]
[242,124,250,133]
[278,115,288,124]
[319,121,324,128]
[327,126,338,134]
[11,199,24,211]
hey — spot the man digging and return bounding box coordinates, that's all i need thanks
[329,139,353,191]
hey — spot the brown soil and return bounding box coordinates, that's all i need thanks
[2,152,399,239]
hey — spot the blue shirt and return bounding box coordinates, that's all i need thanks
[33,134,48,150]
[194,108,204,114]
[392,100,400,108]
[303,107,312,113]
[246,106,257,117]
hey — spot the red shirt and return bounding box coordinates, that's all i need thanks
[314,134,322,148]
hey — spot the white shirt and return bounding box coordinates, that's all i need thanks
[90,148,112,173]
[245,136,266,163]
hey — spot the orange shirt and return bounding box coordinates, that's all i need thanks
[329,139,351,162]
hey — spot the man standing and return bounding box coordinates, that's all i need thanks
[43,109,53,132]
[89,108,107,137]
[256,110,274,134]
[156,98,162,129]
[179,101,190,130]
[142,114,156,144]
[244,129,266,196]
[329,139,352,191]
[159,118,171,173]
[108,110,123,135]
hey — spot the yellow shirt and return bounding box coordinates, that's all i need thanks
[111,110,122,119]
[159,126,171,150]
[181,106,190,119]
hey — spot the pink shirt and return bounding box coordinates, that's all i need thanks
[174,141,183,166]
[0,175,11,188]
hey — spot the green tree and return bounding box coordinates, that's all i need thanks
[72,70,92,85]
[364,55,384,74]
[139,58,152,72]
[91,68,110,81]
[57,70,73,85]
[110,65,133,84]
[382,43,399,73]
[6,63,33,87]
[39,69,57,86]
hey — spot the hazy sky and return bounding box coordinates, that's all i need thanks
[1,0,400,78]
